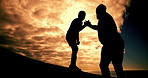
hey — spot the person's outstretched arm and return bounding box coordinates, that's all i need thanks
[86,20,98,30]
[88,25,98,30]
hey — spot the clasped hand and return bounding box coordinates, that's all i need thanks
[84,20,92,27]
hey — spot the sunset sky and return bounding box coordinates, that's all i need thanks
[121,0,148,70]
[0,0,147,73]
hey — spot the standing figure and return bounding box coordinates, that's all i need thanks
[87,4,125,78]
[66,11,87,71]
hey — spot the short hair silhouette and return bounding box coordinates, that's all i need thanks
[78,11,86,20]
[96,4,106,14]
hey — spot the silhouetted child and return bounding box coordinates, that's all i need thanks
[66,11,87,71]
[87,4,125,78]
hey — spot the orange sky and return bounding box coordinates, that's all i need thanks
[0,0,131,72]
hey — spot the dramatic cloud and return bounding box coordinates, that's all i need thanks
[0,0,131,72]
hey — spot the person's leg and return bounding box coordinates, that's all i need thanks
[70,44,78,67]
[100,47,111,78]
[69,44,81,71]
[112,51,125,78]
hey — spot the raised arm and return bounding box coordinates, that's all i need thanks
[86,20,98,30]
[88,25,98,30]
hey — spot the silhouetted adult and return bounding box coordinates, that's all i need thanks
[87,4,125,78]
[66,11,87,71]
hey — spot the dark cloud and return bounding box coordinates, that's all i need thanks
[0,28,13,36]
[32,36,44,41]
[0,35,16,45]
[12,26,30,37]
[0,9,17,25]
[33,9,49,19]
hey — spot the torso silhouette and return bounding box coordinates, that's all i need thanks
[97,13,125,53]
[66,18,82,46]
[94,4,125,78]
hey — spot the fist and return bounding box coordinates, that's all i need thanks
[77,41,80,45]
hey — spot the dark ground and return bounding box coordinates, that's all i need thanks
[0,46,100,78]
[0,46,148,78]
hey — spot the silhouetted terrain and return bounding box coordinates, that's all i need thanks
[124,70,148,78]
[0,46,100,78]
[0,46,148,78]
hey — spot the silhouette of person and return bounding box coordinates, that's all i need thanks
[86,4,125,78]
[66,11,87,71]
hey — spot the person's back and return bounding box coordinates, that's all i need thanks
[97,11,124,46]
[66,18,82,41]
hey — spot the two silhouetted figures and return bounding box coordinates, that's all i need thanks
[66,4,125,78]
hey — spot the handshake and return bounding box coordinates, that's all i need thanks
[84,20,92,27]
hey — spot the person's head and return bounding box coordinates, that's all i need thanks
[78,11,86,21]
[96,4,106,19]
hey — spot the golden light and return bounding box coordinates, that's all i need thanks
[0,0,131,73]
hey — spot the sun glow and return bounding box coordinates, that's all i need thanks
[0,0,131,72]
[60,2,86,32]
